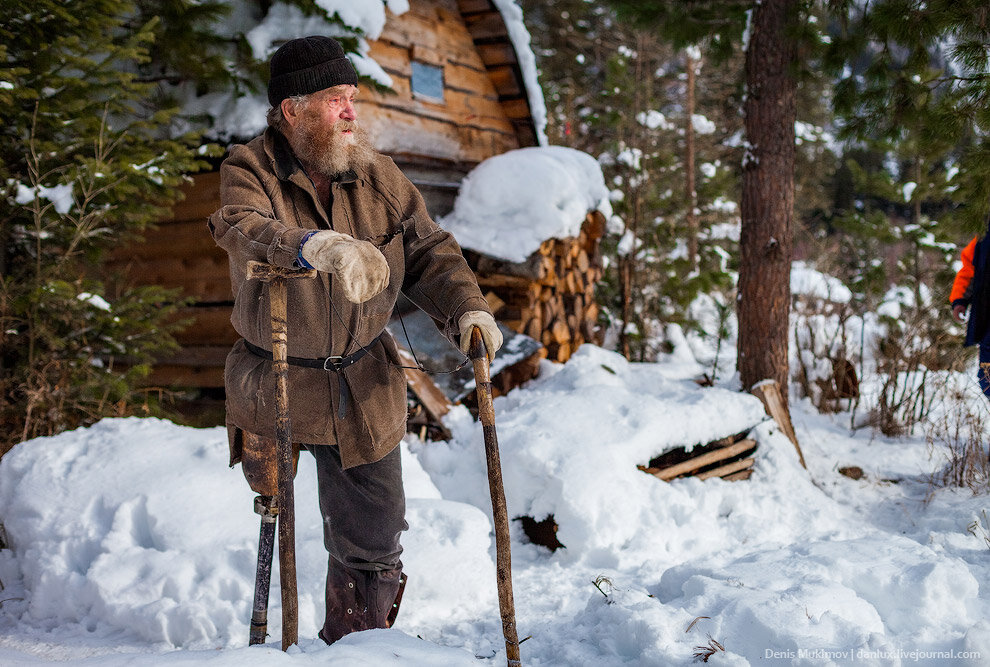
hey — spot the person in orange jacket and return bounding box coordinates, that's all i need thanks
[950,228,990,399]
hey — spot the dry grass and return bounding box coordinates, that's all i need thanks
[926,386,990,494]
[692,635,725,663]
[966,510,990,550]
[591,575,614,604]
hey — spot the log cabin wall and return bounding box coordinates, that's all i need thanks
[105,0,547,392]
[363,0,538,218]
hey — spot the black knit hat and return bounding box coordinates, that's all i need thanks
[267,36,358,107]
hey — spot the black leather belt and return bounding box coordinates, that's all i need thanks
[244,334,380,372]
[243,334,382,419]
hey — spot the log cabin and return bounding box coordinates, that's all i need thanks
[105,0,604,417]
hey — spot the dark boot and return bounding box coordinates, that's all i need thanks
[319,558,404,645]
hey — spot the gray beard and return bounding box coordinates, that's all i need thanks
[292,120,377,177]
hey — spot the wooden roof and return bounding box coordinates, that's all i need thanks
[454,0,540,148]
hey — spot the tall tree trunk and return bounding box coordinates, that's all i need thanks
[737,0,797,405]
[620,254,632,359]
[619,185,642,360]
[685,50,698,272]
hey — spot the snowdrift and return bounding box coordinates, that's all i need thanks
[1,344,989,665]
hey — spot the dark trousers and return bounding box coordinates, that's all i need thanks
[307,443,407,570]
[305,443,408,644]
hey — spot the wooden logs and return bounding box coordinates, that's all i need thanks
[638,431,758,483]
[469,211,605,363]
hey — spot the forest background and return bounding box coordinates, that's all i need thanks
[1,0,989,454]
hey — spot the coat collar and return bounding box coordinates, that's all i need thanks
[264,127,359,186]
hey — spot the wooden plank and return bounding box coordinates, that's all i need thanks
[110,220,223,261]
[171,306,237,346]
[639,439,757,482]
[362,77,513,130]
[444,60,504,98]
[462,11,510,42]
[499,97,533,119]
[486,64,524,98]
[165,197,219,224]
[107,255,230,292]
[722,469,754,482]
[475,43,517,67]
[174,172,220,207]
[142,364,225,388]
[456,0,494,14]
[121,273,233,302]
[378,4,486,65]
[361,103,517,164]
[366,39,413,77]
[696,457,755,481]
[157,345,231,366]
[396,347,452,420]
[475,273,534,289]
[751,380,807,469]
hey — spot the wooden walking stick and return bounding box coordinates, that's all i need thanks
[246,260,316,650]
[469,327,521,667]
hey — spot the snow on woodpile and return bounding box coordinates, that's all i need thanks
[438,146,612,263]
[415,345,775,560]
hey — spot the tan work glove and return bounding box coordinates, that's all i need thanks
[458,310,503,361]
[301,229,390,304]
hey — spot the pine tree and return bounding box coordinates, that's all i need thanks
[521,0,741,362]
[824,0,990,234]
[606,0,815,401]
[818,0,989,432]
[0,0,210,451]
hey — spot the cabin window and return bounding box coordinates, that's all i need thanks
[411,61,444,103]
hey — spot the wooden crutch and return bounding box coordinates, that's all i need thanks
[246,260,316,650]
[468,327,521,667]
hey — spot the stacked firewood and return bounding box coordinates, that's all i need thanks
[638,430,758,482]
[468,211,606,363]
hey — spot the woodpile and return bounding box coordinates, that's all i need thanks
[638,430,758,482]
[468,211,606,363]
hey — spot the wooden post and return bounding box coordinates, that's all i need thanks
[246,261,316,650]
[751,379,806,469]
[469,328,521,667]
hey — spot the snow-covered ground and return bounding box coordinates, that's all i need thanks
[1,341,988,666]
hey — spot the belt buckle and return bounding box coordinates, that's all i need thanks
[323,355,345,372]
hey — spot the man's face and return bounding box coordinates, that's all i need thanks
[285,84,375,176]
[303,84,359,132]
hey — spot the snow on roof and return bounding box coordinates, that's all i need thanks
[438,146,612,263]
[491,0,548,146]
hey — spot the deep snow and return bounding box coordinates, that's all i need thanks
[1,342,989,666]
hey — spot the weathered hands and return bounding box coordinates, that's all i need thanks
[953,304,967,324]
[458,310,503,361]
[301,230,390,304]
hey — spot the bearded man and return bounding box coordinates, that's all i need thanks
[208,35,502,644]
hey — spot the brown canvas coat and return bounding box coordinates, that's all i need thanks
[208,128,490,468]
